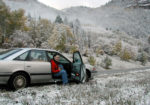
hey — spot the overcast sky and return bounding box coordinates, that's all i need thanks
[38,0,111,10]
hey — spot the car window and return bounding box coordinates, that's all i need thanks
[0,49,22,60]
[74,52,82,64]
[47,52,69,63]
[47,52,57,61]
[14,51,29,61]
[59,55,70,63]
[29,50,47,62]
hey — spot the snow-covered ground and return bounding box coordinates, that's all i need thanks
[97,55,150,70]
[0,70,150,105]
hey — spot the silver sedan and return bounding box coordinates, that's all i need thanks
[0,48,96,90]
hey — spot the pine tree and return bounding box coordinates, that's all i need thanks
[137,52,148,66]
[101,56,112,69]
[55,15,63,24]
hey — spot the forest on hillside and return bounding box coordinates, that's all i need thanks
[0,0,91,54]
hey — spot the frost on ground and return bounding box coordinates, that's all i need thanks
[0,70,150,105]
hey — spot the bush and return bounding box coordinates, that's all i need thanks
[55,35,66,52]
[88,56,96,66]
[103,44,114,55]
[8,30,33,48]
[120,47,132,61]
[101,56,112,69]
[95,46,104,56]
[113,41,122,55]
[69,45,78,54]
[83,49,89,57]
[137,52,148,66]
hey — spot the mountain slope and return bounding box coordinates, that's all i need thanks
[64,0,150,38]
[3,0,150,38]
[3,0,64,21]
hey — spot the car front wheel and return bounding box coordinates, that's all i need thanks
[9,73,28,90]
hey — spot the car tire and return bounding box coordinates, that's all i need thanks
[85,73,89,82]
[9,73,28,90]
[75,74,88,84]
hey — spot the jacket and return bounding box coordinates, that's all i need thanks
[51,59,60,73]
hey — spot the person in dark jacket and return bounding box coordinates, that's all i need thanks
[51,54,68,85]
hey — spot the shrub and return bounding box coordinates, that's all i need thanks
[137,52,148,66]
[69,45,78,54]
[113,40,122,55]
[55,35,66,52]
[103,44,113,55]
[96,46,104,56]
[83,49,89,57]
[101,56,112,69]
[120,47,132,61]
[7,30,33,48]
[88,56,96,66]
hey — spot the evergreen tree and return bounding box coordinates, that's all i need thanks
[55,15,63,24]
[27,13,32,21]
[137,52,148,66]
[101,56,112,69]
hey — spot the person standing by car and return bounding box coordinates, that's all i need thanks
[51,54,68,85]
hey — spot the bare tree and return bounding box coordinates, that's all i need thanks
[135,0,139,7]
[148,36,150,44]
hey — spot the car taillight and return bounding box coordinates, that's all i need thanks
[76,73,79,76]
[93,67,96,71]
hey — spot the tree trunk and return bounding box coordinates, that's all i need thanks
[135,0,139,8]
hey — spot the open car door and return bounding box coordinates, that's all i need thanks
[71,51,86,83]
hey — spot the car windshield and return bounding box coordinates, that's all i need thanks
[0,49,22,60]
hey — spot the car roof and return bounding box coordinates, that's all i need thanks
[2,48,61,61]
[18,48,59,52]
[19,48,72,62]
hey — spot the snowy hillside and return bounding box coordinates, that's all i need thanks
[2,0,150,70]
[64,0,150,38]
[4,0,64,21]
[3,0,150,38]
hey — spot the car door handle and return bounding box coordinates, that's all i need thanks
[26,66,31,68]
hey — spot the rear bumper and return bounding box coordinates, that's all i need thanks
[0,73,11,84]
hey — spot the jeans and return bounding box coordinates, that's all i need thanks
[54,65,68,84]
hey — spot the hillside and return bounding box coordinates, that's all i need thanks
[3,0,64,21]
[64,0,150,38]
[2,0,150,69]
[3,0,150,38]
